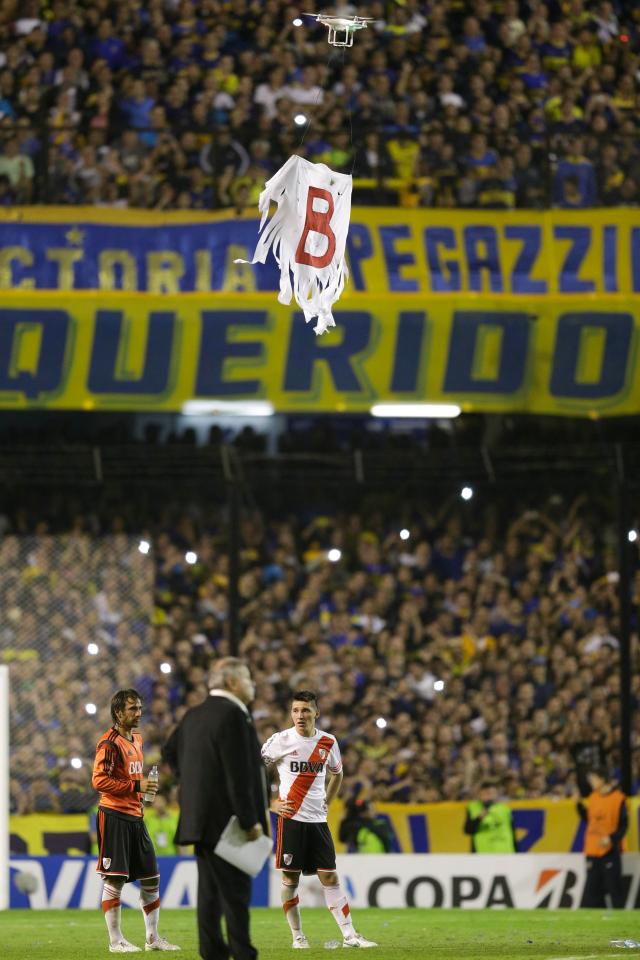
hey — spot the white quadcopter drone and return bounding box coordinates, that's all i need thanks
[303,12,374,47]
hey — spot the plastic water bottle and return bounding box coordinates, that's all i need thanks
[144,764,159,804]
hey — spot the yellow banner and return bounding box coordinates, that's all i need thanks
[10,813,90,856]
[330,798,640,853]
[13,800,640,855]
[0,290,638,415]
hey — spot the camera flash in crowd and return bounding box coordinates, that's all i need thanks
[294,113,307,126]
[160,662,172,675]
[461,486,474,501]
[87,643,99,655]
[185,551,198,565]
[434,680,445,692]
[70,757,83,769]
[85,702,97,715]
[628,529,637,543]
[138,539,150,555]
[328,548,342,562]
[375,717,387,729]
[399,528,410,540]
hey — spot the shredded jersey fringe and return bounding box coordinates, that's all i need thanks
[235,156,352,335]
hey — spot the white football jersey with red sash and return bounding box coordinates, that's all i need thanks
[262,726,342,823]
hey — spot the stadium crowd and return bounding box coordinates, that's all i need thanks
[5,491,637,818]
[0,1,638,208]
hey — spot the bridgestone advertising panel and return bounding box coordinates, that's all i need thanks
[270,855,640,910]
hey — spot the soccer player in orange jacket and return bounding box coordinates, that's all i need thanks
[92,689,179,953]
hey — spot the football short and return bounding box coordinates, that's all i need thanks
[96,807,159,881]
[275,817,336,875]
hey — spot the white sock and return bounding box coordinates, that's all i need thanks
[102,879,124,945]
[323,882,356,939]
[140,881,161,943]
[282,883,303,937]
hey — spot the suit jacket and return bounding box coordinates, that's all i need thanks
[162,694,268,847]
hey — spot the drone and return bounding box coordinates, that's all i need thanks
[303,12,374,47]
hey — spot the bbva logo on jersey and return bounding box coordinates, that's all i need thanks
[290,761,324,773]
[128,761,143,775]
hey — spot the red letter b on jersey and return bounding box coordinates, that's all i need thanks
[295,187,336,268]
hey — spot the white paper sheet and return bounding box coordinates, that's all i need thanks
[213,816,273,877]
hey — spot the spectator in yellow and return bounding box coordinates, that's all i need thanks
[386,129,419,186]
[211,55,239,95]
[229,164,265,212]
[572,27,602,70]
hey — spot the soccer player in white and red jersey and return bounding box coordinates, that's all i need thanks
[261,690,377,950]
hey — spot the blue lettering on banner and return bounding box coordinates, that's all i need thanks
[9,857,269,908]
[603,225,618,293]
[0,222,284,292]
[390,312,426,392]
[549,312,633,399]
[408,815,429,854]
[284,312,371,393]
[0,217,636,297]
[0,309,68,399]
[512,810,545,852]
[195,311,267,396]
[505,226,547,294]
[443,311,531,394]
[346,224,373,292]
[88,311,175,395]
[463,226,503,292]
[554,226,595,293]
[424,228,461,292]
[379,226,419,292]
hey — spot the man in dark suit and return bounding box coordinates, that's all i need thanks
[162,658,268,960]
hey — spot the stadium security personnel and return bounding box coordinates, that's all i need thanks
[144,793,180,856]
[464,781,517,853]
[339,797,394,853]
[577,767,627,908]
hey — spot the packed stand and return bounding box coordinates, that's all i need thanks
[5,492,637,818]
[0,1,638,208]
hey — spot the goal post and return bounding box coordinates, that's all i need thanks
[0,664,8,910]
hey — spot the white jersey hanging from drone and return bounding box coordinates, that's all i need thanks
[236,155,352,335]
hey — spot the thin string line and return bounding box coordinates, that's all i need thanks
[342,44,356,176]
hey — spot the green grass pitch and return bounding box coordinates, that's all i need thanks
[3,908,640,959]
